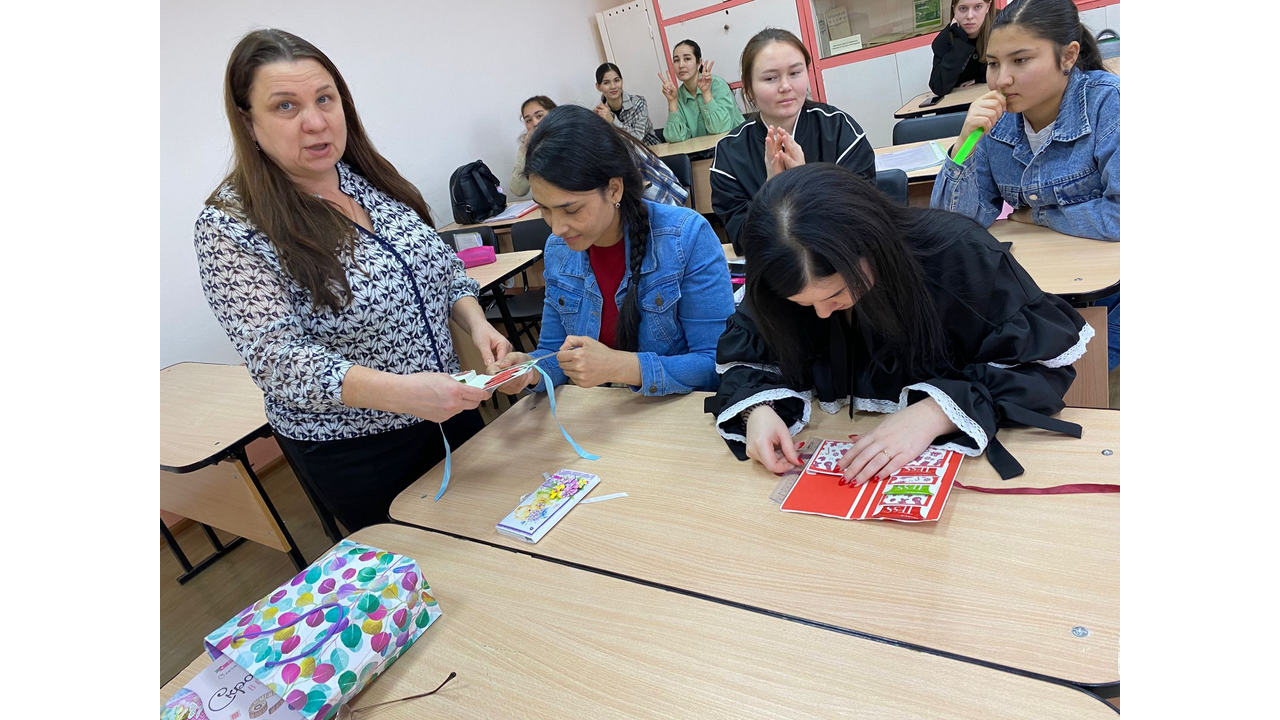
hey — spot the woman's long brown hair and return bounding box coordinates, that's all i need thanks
[209,29,434,311]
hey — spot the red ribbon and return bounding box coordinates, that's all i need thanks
[954,482,1119,495]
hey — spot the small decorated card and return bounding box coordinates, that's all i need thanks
[496,470,600,543]
[452,357,545,392]
[780,438,963,523]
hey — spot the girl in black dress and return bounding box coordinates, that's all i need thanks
[705,163,1093,482]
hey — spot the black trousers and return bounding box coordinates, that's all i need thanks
[276,411,485,533]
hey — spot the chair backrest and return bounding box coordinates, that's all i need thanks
[892,113,966,145]
[438,225,497,252]
[874,169,909,205]
[653,127,665,144]
[510,217,553,252]
[657,153,693,191]
[1062,305,1110,409]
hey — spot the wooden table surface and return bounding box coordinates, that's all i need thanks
[649,131,728,158]
[391,387,1119,687]
[896,83,987,119]
[464,249,542,292]
[160,362,267,472]
[439,203,543,234]
[162,524,1118,718]
[1103,56,1120,75]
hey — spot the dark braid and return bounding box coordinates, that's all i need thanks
[524,104,650,352]
[614,190,650,352]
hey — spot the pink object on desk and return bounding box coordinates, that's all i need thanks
[997,202,1015,220]
[456,246,496,268]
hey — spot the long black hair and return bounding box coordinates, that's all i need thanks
[994,0,1102,72]
[524,105,649,352]
[741,164,949,385]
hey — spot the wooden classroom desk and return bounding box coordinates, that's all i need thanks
[896,83,987,119]
[874,135,958,182]
[391,387,1119,690]
[160,363,307,582]
[648,131,727,157]
[723,216,1120,303]
[1103,56,1120,75]
[651,132,727,214]
[465,249,543,352]
[162,524,1118,718]
[439,203,543,253]
[995,220,1120,302]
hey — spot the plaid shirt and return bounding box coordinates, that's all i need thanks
[634,149,690,207]
[606,91,661,146]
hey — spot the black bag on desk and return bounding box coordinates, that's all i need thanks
[449,160,507,225]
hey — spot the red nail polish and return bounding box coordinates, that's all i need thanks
[797,441,806,449]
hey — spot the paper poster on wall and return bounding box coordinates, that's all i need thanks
[914,0,942,31]
[825,7,852,39]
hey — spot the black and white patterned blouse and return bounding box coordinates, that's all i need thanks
[194,162,479,442]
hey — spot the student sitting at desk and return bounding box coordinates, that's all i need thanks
[707,164,1092,481]
[594,62,660,145]
[657,39,744,143]
[929,0,993,97]
[930,0,1119,370]
[710,28,875,253]
[509,95,556,197]
[490,105,734,397]
[930,0,1119,242]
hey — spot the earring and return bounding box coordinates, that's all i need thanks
[1063,68,1071,76]
[615,202,621,208]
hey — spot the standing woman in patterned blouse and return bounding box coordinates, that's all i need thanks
[194,29,512,532]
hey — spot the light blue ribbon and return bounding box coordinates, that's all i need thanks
[533,364,601,462]
[428,364,598,501]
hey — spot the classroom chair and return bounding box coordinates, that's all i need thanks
[653,127,665,143]
[658,153,694,208]
[500,218,551,347]
[891,113,966,145]
[874,169,909,205]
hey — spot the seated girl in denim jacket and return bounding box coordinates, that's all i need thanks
[931,0,1119,242]
[490,105,735,396]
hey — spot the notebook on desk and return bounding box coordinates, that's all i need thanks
[875,142,946,173]
[486,200,539,222]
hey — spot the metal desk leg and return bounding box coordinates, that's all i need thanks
[162,519,248,585]
[491,288,525,353]
[234,448,307,571]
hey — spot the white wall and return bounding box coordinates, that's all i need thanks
[161,0,615,368]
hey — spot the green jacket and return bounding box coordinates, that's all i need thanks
[662,75,745,142]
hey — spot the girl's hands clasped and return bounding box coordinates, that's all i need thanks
[764,126,805,179]
[837,397,958,485]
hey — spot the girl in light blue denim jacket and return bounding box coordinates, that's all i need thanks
[931,0,1119,242]
[490,105,735,396]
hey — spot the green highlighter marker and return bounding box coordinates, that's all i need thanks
[952,127,985,165]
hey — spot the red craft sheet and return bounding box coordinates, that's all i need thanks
[780,439,964,523]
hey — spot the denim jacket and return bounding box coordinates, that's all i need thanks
[931,69,1120,241]
[531,201,735,396]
